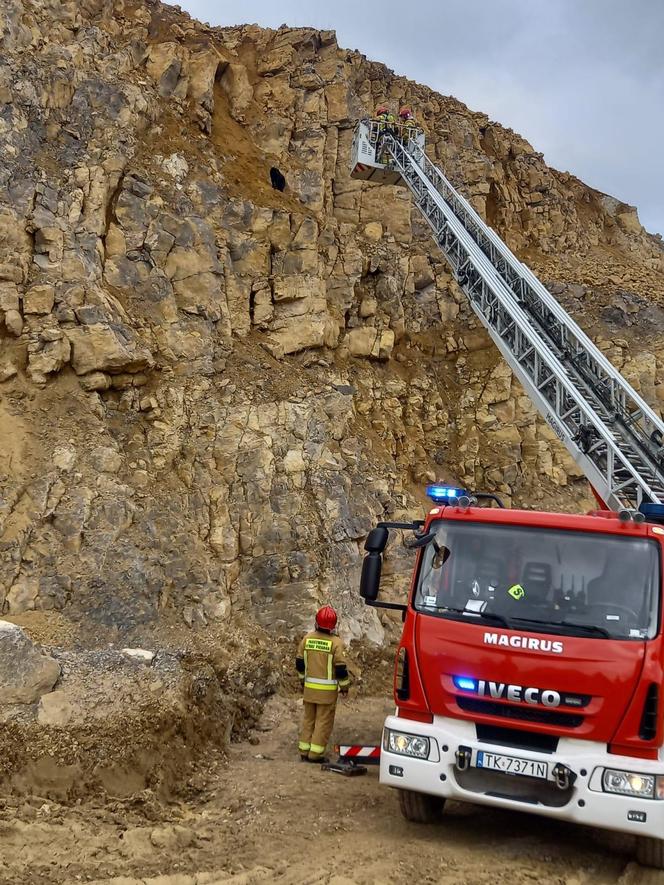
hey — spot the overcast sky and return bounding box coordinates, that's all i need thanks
[172,0,664,235]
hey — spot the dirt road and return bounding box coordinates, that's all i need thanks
[0,695,659,885]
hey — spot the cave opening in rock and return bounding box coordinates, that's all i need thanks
[270,167,286,192]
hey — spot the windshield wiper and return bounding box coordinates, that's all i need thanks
[557,620,611,638]
[437,607,510,628]
[511,617,610,639]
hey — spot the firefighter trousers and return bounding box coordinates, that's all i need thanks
[298,700,337,760]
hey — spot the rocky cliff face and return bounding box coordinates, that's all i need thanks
[1,0,664,779]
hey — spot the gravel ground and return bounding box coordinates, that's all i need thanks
[0,695,659,885]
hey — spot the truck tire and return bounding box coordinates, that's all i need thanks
[398,788,445,823]
[636,836,664,869]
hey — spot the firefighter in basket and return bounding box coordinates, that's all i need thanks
[399,106,418,144]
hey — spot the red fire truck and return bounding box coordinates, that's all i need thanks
[361,492,664,867]
[351,118,664,867]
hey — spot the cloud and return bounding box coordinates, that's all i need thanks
[169,0,664,234]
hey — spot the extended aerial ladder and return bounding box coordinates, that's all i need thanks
[351,119,664,512]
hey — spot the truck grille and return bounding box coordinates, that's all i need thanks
[457,696,583,729]
[476,723,559,754]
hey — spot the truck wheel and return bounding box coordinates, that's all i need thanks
[398,788,445,823]
[636,836,664,869]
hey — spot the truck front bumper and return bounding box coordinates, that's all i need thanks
[380,713,664,839]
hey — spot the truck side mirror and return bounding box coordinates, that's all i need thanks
[364,526,389,553]
[360,551,382,602]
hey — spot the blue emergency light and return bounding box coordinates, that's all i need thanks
[453,676,477,692]
[426,485,467,504]
[639,502,664,525]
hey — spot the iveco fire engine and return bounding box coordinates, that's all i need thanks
[351,117,664,868]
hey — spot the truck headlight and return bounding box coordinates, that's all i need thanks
[602,769,655,799]
[384,729,430,759]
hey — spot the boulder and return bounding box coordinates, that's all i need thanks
[161,153,189,183]
[164,246,219,281]
[363,222,383,242]
[266,316,336,356]
[4,309,23,336]
[0,282,20,312]
[146,43,184,99]
[27,334,71,383]
[5,576,39,613]
[90,445,123,473]
[65,323,154,375]
[359,296,377,318]
[79,370,112,391]
[0,358,17,382]
[219,63,253,116]
[121,648,155,664]
[616,207,642,235]
[0,621,60,704]
[37,690,74,726]
[187,47,226,114]
[411,255,435,291]
[325,83,350,123]
[34,227,64,262]
[23,284,55,314]
[347,328,395,360]
[272,275,322,303]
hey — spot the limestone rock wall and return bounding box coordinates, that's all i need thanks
[1,0,664,650]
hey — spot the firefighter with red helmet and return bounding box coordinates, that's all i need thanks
[399,105,418,144]
[295,605,350,762]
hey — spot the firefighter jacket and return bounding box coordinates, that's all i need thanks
[295,629,350,704]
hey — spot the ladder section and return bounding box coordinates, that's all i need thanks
[407,139,664,459]
[379,132,664,510]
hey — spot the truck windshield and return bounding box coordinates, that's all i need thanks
[413,520,661,640]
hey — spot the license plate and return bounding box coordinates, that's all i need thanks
[475,750,548,780]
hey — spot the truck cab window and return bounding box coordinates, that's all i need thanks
[414,520,660,641]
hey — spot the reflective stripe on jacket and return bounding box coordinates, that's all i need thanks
[296,629,350,705]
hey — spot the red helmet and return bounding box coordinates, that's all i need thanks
[315,605,338,631]
[375,105,389,115]
[399,106,412,119]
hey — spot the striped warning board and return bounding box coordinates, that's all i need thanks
[336,744,380,764]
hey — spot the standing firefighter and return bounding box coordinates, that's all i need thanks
[296,605,350,762]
